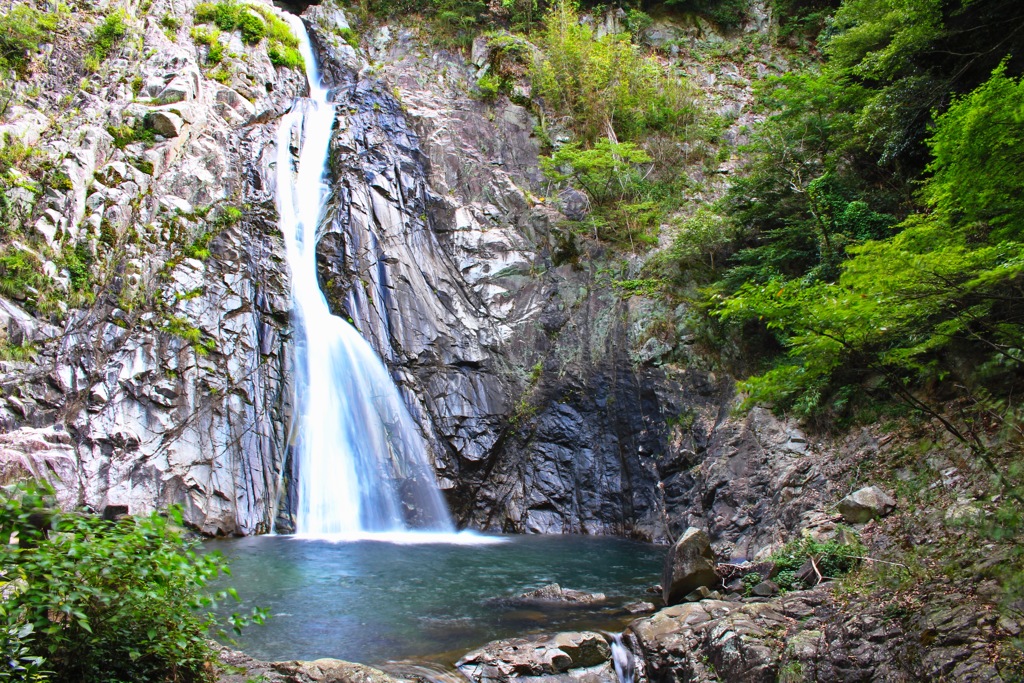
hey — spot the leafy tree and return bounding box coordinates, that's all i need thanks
[541,139,651,205]
[717,65,1024,422]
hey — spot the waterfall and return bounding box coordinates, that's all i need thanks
[609,632,636,683]
[275,14,454,538]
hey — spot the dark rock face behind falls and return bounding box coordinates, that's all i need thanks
[0,0,837,554]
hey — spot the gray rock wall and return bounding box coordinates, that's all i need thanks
[0,0,303,534]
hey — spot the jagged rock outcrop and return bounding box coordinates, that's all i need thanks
[623,585,1020,683]
[457,631,613,683]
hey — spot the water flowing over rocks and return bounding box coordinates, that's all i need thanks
[291,6,836,549]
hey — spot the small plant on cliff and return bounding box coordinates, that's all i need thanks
[0,482,266,682]
[769,535,865,591]
[0,5,59,77]
[88,10,129,67]
[194,1,302,69]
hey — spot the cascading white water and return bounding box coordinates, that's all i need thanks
[609,633,636,683]
[276,14,454,538]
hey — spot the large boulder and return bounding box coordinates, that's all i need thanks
[662,527,719,606]
[837,486,896,524]
[456,631,611,683]
[217,647,404,683]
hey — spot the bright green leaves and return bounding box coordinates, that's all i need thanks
[923,63,1024,241]
[824,0,943,82]
[531,0,697,143]
[0,4,59,76]
[718,66,1024,418]
[541,139,651,205]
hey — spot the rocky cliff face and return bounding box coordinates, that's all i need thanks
[0,0,303,534]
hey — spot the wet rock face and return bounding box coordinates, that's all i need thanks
[2,0,833,546]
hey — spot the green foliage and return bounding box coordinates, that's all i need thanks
[541,139,651,205]
[623,9,653,39]
[91,10,129,63]
[0,246,49,311]
[475,71,505,100]
[770,0,840,42]
[161,13,183,32]
[194,2,302,68]
[107,119,156,149]
[268,43,302,69]
[0,5,59,76]
[0,482,264,682]
[0,337,36,362]
[741,571,762,595]
[0,135,44,176]
[543,139,669,248]
[768,534,865,590]
[57,241,96,304]
[717,66,1024,419]
[163,315,216,354]
[652,208,739,285]
[337,26,359,49]
[432,0,487,48]
[531,0,699,142]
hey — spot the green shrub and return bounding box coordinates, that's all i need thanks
[91,10,129,62]
[163,315,216,354]
[531,0,699,142]
[0,5,59,76]
[541,139,652,205]
[769,535,865,591]
[57,241,94,296]
[475,71,504,100]
[665,0,751,30]
[268,42,302,69]
[48,170,73,192]
[237,10,267,46]
[0,246,48,306]
[194,1,300,67]
[0,135,43,175]
[107,119,156,149]
[0,482,264,682]
[337,26,359,48]
[160,13,182,32]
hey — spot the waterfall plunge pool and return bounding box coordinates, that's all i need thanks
[207,534,663,667]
